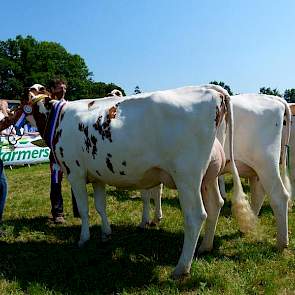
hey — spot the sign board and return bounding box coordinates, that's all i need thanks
[0,134,50,166]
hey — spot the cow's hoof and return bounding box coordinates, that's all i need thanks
[172,264,190,280]
[149,220,157,227]
[277,241,288,251]
[171,269,190,280]
[101,233,112,242]
[197,242,213,256]
[138,221,149,229]
[78,240,87,248]
[288,199,293,211]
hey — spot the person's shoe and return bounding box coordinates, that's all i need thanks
[53,216,65,224]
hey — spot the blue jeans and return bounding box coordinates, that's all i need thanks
[0,160,7,220]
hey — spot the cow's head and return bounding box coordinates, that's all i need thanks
[106,89,123,97]
[24,87,54,134]
[0,85,54,138]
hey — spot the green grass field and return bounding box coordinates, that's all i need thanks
[0,163,294,295]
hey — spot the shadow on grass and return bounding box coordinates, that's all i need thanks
[0,216,279,294]
[107,186,182,210]
[0,218,183,294]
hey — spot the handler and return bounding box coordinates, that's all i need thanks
[30,80,80,223]
[48,79,80,223]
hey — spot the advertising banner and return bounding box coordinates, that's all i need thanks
[0,134,50,166]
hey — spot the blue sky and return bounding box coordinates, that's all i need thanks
[1,0,294,95]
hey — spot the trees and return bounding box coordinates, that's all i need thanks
[209,81,233,96]
[0,35,124,100]
[284,89,295,103]
[259,87,281,97]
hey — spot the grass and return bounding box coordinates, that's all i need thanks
[0,163,294,294]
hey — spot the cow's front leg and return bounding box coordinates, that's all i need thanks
[71,180,89,247]
[92,182,112,241]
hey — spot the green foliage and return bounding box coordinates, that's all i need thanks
[0,165,295,294]
[284,88,295,103]
[209,81,233,96]
[259,87,282,97]
[0,35,125,101]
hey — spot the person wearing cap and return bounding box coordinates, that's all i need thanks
[29,81,79,223]
[47,79,80,223]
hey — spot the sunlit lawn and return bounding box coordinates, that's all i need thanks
[0,163,294,294]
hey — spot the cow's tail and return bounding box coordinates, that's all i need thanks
[224,95,257,233]
[278,98,292,203]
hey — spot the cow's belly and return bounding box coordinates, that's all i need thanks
[222,160,257,178]
[87,166,176,190]
[202,139,226,185]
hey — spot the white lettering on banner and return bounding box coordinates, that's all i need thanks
[0,134,50,166]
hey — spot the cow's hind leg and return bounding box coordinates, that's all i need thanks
[198,179,224,254]
[249,176,266,216]
[257,169,289,249]
[92,182,112,241]
[139,189,152,228]
[139,184,163,228]
[218,176,227,199]
[71,180,89,247]
[172,174,206,278]
[153,184,163,224]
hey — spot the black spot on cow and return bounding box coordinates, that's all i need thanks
[91,135,98,159]
[78,123,85,132]
[93,114,113,143]
[106,157,115,174]
[60,112,65,122]
[83,126,89,138]
[53,129,63,146]
[76,160,80,167]
[59,147,64,158]
[88,101,95,108]
[122,161,127,166]
[85,137,91,153]
[62,161,71,175]
[283,120,286,126]
[96,170,101,176]
[119,171,126,175]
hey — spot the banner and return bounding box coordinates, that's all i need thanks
[0,134,50,166]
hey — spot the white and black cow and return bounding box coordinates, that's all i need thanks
[0,85,255,277]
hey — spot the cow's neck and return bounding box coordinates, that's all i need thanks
[32,103,53,145]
